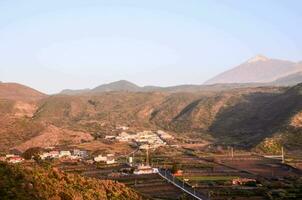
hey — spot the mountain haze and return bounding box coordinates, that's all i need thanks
[272,71,302,86]
[60,81,264,95]
[92,80,140,93]
[205,55,302,84]
[59,56,302,96]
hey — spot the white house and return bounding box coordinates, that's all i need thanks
[40,152,51,160]
[157,130,174,139]
[106,157,116,164]
[105,135,116,140]
[73,149,88,158]
[5,154,15,158]
[133,165,157,175]
[94,155,107,162]
[40,151,60,159]
[7,156,24,164]
[94,154,116,164]
[116,125,129,130]
[49,151,60,158]
[59,151,71,158]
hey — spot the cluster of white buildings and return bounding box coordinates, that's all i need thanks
[0,149,118,166]
[116,125,129,131]
[39,149,88,160]
[133,165,158,175]
[94,153,116,164]
[0,154,24,164]
[115,130,169,149]
[157,130,174,140]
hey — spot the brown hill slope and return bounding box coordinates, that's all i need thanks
[32,87,288,146]
[2,83,302,152]
[34,92,166,128]
[0,82,46,101]
[0,82,47,151]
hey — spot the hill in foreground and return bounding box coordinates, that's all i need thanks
[0,162,142,200]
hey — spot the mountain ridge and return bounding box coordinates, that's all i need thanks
[59,56,302,95]
[59,81,266,95]
[92,80,141,92]
[1,81,302,152]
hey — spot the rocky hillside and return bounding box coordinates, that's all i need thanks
[1,81,302,152]
[0,162,142,200]
[209,84,302,149]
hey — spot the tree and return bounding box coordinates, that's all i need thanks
[171,162,179,174]
[22,147,43,160]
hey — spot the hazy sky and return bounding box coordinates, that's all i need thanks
[1,0,302,94]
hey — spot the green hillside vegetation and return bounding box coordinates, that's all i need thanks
[0,162,142,200]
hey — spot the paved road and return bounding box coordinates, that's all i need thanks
[158,168,209,200]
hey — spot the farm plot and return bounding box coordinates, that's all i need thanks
[216,155,302,178]
[113,174,192,200]
[58,161,191,200]
[166,154,266,200]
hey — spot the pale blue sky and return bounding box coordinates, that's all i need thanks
[0,0,302,94]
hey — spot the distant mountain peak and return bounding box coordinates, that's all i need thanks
[205,55,297,85]
[115,79,132,83]
[101,80,139,88]
[247,55,269,63]
[91,80,140,93]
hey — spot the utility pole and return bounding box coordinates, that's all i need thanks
[282,146,285,164]
[146,147,149,166]
[133,152,135,165]
[231,147,234,159]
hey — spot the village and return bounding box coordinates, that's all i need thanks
[1,126,302,200]
[107,129,174,150]
[0,128,175,173]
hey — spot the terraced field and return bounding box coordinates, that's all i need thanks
[114,174,190,200]
[58,161,190,200]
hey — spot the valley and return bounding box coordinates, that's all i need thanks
[2,1,302,199]
[1,81,302,153]
[1,80,302,200]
